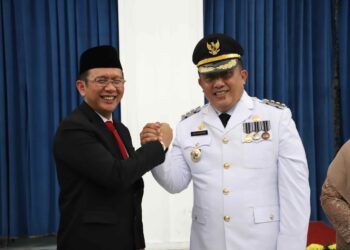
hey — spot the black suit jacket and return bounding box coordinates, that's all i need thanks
[54,102,165,250]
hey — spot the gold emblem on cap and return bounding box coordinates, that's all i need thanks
[191,143,201,162]
[198,122,205,131]
[207,40,220,55]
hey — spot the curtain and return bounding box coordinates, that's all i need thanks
[339,0,349,143]
[0,0,119,237]
[204,0,333,221]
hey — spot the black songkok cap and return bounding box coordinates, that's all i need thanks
[79,45,122,75]
[192,33,244,74]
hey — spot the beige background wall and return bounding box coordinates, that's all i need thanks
[118,0,204,248]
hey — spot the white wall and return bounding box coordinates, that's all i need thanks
[118,0,203,248]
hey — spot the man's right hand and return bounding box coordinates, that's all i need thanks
[140,123,160,145]
[140,122,173,148]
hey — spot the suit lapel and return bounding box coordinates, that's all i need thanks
[114,122,134,158]
[78,102,125,159]
[202,105,224,132]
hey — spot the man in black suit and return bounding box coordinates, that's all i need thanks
[53,45,172,250]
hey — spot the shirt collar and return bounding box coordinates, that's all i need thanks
[213,102,236,116]
[95,112,113,123]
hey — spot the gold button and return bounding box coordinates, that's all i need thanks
[223,137,229,144]
[223,188,230,195]
[224,215,231,222]
[223,163,230,169]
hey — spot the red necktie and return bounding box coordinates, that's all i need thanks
[105,121,129,160]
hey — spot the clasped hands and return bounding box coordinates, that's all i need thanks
[140,122,173,149]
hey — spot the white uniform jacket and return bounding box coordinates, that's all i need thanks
[152,91,310,250]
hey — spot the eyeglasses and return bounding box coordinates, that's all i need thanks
[87,77,126,87]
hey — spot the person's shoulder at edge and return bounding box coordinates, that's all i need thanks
[341,139,350,150]
[180,104,208,122]
[252,96,288,111]
[55,102,101,134]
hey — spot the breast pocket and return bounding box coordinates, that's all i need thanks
[242,135,275,168]
[192,205,208,225]
[253,205,280,224]
[251,205,280,241]
[182,135,213,173]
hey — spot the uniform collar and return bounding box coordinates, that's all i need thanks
[202,91,253,132]
[213,105,235,117]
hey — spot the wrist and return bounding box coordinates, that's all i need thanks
[160,141,166,151]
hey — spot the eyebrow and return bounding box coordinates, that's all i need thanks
[95,75,123,79]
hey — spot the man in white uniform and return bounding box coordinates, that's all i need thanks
[141,33,310,250]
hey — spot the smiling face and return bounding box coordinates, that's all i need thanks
[198,65,248,113]
[76,68,124,119]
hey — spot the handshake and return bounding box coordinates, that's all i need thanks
[140,122,173,149]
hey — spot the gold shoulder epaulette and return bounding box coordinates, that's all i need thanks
[181,105,205,120]
[261,99,286,109]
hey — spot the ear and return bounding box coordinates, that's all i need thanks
[198,78,204,89]
[76,80,86,97]
[241,70,248,83]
